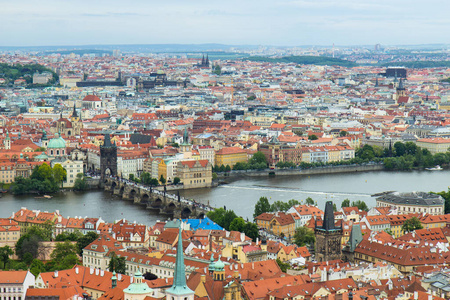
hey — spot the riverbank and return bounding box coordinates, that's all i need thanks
[217,163,385,179]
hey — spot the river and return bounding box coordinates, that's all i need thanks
[1,170,449,224]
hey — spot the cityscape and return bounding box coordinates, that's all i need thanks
[1,1,450,300]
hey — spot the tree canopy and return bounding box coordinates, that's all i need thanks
[402,217,423,233]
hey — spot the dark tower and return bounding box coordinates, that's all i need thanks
[100,133,117,179]
[315,201,343,262]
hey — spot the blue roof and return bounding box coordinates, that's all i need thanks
[182,217,223,231]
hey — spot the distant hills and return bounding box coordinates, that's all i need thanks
[246,56,357,67]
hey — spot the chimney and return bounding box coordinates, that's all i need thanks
[95,269,99,276]
[54,270,58,278]
[414,292,418,300]
[201,274,206,283]
[252,263,254,270]
[101,270,105,277]
[428,294,432,300]
[75,267,79,274]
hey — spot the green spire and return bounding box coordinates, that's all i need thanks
[181,127,190,145]
[166,225,194,296]
[5,131,10,140]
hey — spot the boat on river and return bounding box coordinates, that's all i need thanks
[425,165,443,171]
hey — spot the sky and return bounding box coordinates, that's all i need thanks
[1,0,449,47]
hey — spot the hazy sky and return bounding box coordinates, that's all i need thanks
[1,0,449,46]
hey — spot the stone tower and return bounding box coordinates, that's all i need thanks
[315,201,343,262]
[70,102,82,136]
[100,133,117,179]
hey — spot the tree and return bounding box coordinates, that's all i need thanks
[343,199,352,209]
[73,173,87,191]
[29,259,45,277]
[308,135,318,140]
[225,165,231,172]
[305,197,314,205]
[333,203,337,212]
[276,258,290,273]
[77,232,99,255]
[159,175,166,185]
[394,142,406,157]
[51,241,78,262]
[222,210,238,231]
[293,226,315,247]
[254,197,271,218]
[243,222,259,241]
[109,252,126,274]
[140,172,151,185]
[173,177,181,185]
[229,218,246,232]
[207,208,226,227]
[402,217,423,233]
[249,151,267,165]
[0,246,13,269]
[340,130,348,137]
[351,200,369,211]
[52,164,67,187]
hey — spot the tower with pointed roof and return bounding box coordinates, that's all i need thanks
[165,226,195,300]
[70,102,82,136]
[100,133,117,179]
[180,128,192,159]
[4,131,11,150]
[41,130,48,148]
[315,201,343,262]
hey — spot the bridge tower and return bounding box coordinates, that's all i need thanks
[100,133,117,179]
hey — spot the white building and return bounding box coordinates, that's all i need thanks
[0,270,35,300]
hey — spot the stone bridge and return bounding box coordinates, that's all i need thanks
[102,178,210,219]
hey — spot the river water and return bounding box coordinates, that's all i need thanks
[1,170,449,224]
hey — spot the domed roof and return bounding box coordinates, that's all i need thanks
[214,257,225,271]
[47,133,66,149]
[208,255,216,271]
[83,94,101,102]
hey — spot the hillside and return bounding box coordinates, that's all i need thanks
[0,63,59,85]
[245,56,357,67]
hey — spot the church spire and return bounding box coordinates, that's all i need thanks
[165,225,194,298]
[72,102,78,118]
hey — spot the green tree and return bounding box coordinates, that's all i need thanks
[351,200,369,211]
[159,175,166,185]
[222,210,238,231]
[173,177,181,185]
[140,172,151,185]
[293,226,315,247]
[212,172,218,180]
[0,246,13,269]
[276,258,290,272]
[343,199,353,209]
[76,232,99,255]
[207,208,226,227]
[225,165,231,172]
[402,217,423,233]
[394,142,406,157]
[339,130,348,137]
[29,259,45,277]
[305,197,315,206]
[243,222,259,242]
[308,135,318,140]
[254,197,271,218]
[51,241,78,262]
[52,164,67,187]
[249,151,267,165]
[109,252,126,274]
[229,218,246,232]
[73,173,87,191]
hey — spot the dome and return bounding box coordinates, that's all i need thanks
[214,258,225,271]
[47,133,66,149]
[83,94,101,102]
[208,256,216,271]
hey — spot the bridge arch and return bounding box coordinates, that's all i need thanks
[181,207,192,219]
[166,202,176,213]
[111,181,117,189]
[119,186,125,195]
[142,194,150,203]
[152,198,163,208]
[129,189,137,200]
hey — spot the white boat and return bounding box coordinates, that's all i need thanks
[425,165,443,171]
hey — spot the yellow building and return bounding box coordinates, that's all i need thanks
[416,138,450,154]
[215,147,248,167]
[158,160,167,183]
[177,160,212,189]
[221,243,267,263]
[255,212,295,241]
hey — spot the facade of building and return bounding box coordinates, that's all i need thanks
[215,147,248,167]
[259,142,302,167]
[416,138,450,154]
[177,160,212,189]
[0,270,35,300]
[376,192,444,215]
